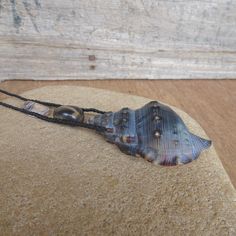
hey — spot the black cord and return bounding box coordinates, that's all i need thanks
[0,88,106,132]
[0,88,106,114]
[0,88,29,101]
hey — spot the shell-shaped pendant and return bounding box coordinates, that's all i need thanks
[89,101,212,166]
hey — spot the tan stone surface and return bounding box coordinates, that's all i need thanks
[0,86,235,235]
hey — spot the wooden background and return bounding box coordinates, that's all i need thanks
[0,79,235,188]
[0,0,236,80]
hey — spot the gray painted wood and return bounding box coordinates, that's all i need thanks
[0,0,236,80]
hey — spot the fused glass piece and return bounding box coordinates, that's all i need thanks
[23,101,50,116]
[53,106,84,123]
[88,101,212,165]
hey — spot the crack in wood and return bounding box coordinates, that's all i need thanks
[22,0,39,33]
[10,0,22,33]
[34,0,41,9]
[0,0,2,16]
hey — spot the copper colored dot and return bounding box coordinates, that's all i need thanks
[154,131,161,138]
[174,140,179,146]
[154,115,160,121]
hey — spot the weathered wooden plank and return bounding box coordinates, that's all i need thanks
[0,0,236,80]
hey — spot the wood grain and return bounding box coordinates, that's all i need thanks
[0,0,236,79]
[0,79,235,188]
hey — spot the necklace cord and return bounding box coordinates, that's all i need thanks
[0,88,106,132]
[0,89,106,114]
